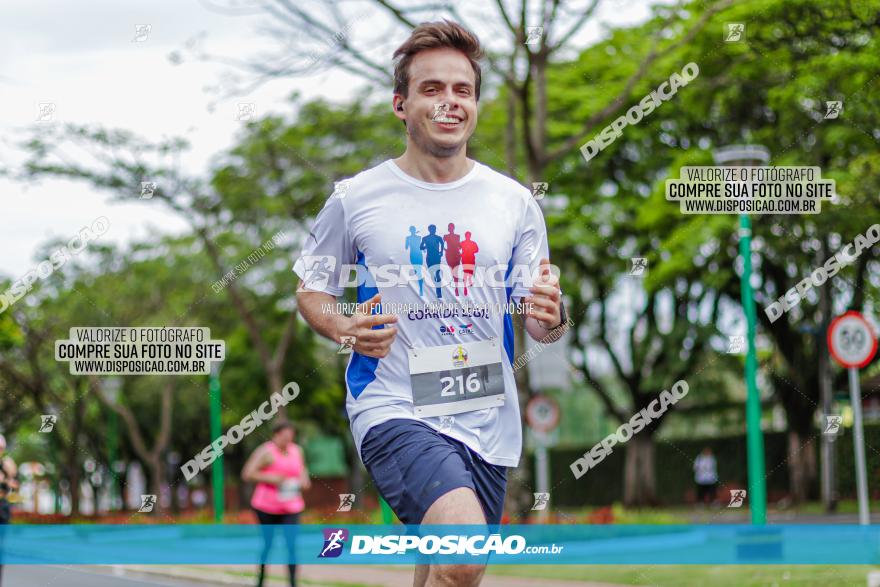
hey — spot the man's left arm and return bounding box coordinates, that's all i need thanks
[508,195,566,342]
[523,258,566,342]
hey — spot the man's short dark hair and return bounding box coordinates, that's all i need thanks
[392,19,484,101]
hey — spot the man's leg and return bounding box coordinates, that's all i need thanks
[359,420,499,587]
[414,487,488,587]
[434,267,442,297]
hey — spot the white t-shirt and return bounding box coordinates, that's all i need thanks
[694,454,718,484]
[293,159,551,467]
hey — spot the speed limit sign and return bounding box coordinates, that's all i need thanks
[827,311,877,526]
[828,312,878,369]
[526,395,560,433]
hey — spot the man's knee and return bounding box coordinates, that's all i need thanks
[431,563,485,587]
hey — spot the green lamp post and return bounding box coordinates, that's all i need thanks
[209,362,224,523]
[712,144,769,525]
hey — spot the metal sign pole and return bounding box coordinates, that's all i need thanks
[828,312,876,526]
[535,441,549,522]
[848,366,870,525]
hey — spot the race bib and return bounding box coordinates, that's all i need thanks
[277,478,301,502]
[407,339,505,418]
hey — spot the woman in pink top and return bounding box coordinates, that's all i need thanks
[242,421,310,587]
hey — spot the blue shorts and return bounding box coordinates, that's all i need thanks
[360,418,507,525]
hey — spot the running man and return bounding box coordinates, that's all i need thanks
[693,447,719,507]
[459,230,479,297]
[404,225,425,296]
[420,224,445,298]
[443,223,462,295]
[294,20,564,587]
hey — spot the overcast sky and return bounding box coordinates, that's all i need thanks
[1,0,654,278]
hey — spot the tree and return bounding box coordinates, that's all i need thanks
[557,0,880,501]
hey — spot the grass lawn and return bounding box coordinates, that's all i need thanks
[218,563,880,586]
[550,499,871,524]
[487,564,880,586]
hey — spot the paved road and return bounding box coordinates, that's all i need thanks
[1,564,632,587]
[0,565,212,587]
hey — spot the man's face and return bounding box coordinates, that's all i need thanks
[395,47,478,158]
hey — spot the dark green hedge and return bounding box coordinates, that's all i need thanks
[545,425,880,506]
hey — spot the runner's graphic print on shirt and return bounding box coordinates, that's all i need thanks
[405,223,479,298]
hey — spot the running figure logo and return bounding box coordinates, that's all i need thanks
[303,255,336,290]
[319,528,349,558]
[531,492,550,511]
[724,23,745,42]
[727,489,747,508]
[339,336,356,355]
[337,494,355,512]
[332,179,352,199]
[36,102,56,122]
[39,415,57,433]
[824,415,842,435]
[630,257,647,276]
[140,181,157,199]
[531,182,548,200]
[727,335,745,354]
[406,223,479,298]
[138,494,157,512]
[431,103,450,121]
[236,103,256,121]
[439,415,455,433]
[524,27,543,45]
[132,24,152,42]
[824,101,842,119]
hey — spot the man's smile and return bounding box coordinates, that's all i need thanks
[432,114,463,129]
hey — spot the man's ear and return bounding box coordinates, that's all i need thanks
[393,96,407,127]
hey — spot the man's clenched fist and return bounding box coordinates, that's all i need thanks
[336,293,398,358]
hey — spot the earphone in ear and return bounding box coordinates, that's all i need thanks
[396,103,404,112]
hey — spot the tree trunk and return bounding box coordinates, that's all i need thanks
[268,365,284,401]
[67,393,86,515]
[147,455,165,510]
[787,430,817,503]
[66,461,81,516]
[623,434,657,507]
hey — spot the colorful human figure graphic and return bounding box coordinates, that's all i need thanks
[459,231,479,296]
[443,223,462,296]
[420,224,445,298]
[404,226,424,296]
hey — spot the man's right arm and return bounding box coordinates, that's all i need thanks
[296,283,398,358]
[296,284,345,344]
[293,189,397,358]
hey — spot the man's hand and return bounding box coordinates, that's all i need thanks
[523,258,562,330]
[336,293,398,358]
